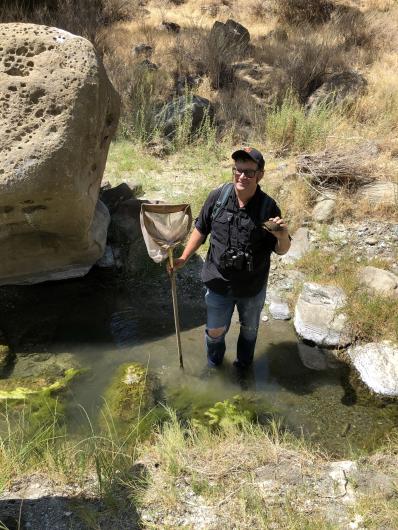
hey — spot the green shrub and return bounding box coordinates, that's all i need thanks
[265,90,337,154]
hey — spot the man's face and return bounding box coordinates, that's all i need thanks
[233,158,263,194]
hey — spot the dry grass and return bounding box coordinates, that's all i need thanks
[272,0,336,26]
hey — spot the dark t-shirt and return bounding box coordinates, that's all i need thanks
[195,184,281,297]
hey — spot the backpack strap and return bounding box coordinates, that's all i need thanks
[211,182,234,222]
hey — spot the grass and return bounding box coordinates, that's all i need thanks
[265,90,340,155]
[135,407,398,529]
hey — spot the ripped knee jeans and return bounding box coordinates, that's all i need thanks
[204,286,266,368]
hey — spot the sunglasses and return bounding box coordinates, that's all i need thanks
[232,167,259,179]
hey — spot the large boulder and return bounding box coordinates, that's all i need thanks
[347,342,398,397]
[0,23,120,285]
[294,282,352,347]
[209,20,250,53]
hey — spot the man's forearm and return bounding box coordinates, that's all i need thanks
[275,235,291,255]
[181,228,206,261]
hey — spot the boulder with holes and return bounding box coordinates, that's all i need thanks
[0,23,120,285]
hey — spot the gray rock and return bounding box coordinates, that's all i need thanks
[96,244,115,268]
[347,342,398,396]
[312,198,335,223]
[139,59,158,70]
[357,181,398,207]
[281,227,310,265]
[209,19,250,55]
[294,282,352,347]
[133,43,153,57]
[269,297,291,320]
[306,71,367,111]
[359,266,398,297]
[156,95,213,138]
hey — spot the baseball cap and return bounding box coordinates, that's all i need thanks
[232,147,265,170]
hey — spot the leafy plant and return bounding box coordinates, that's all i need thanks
[203,396,252,429]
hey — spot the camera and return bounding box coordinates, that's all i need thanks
[219,248,253,272]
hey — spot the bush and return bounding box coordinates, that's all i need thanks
[0,0,137,45]
[273,0,335,26]
[265,90,337,154]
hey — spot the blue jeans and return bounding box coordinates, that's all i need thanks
[205,287,266,368]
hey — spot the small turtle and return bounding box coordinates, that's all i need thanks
[262,220,284,232]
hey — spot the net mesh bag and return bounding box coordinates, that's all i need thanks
[140,203,192,263]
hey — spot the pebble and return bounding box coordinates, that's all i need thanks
[261,315,269,322]
[365,238,377,245]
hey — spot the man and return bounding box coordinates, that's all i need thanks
[172,147,291,369]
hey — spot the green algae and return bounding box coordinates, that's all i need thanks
[0,368,82,401]
[101,362,164,436]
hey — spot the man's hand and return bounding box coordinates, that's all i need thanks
[266,217,289,239]
[167,257,186,274]
[267,217,291,255]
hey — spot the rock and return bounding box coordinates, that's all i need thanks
[0,23,119,285]
[261,314,269,322]
[133,43,153,57]
[0,352,80,400]
[103,362,160,428]
[209,19,250,55]
[0,331,11,372]
[359,266,398,297]
[139,59,158,70]
[108,198,154,274]
[312,198,335,223]
[175,74,202,96]
[357,181,398,207]
[156,95,213,139]
[269,297,291,320]
[160,21,181,33]
[294,282,352,347]
[96,244,115,268]
[281,227,310,265]
[306,71,367,111]
[328,461,357,504]
[347,342,398,396]
[100,182,143,214]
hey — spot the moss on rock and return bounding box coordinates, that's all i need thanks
[103,362,161,429]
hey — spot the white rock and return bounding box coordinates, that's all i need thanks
[269,300,291,320]
[359,266,398,297]
[347,341,398,396]
[294,282,352,347]
[281,227,310,264]
[312,198,335,223]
